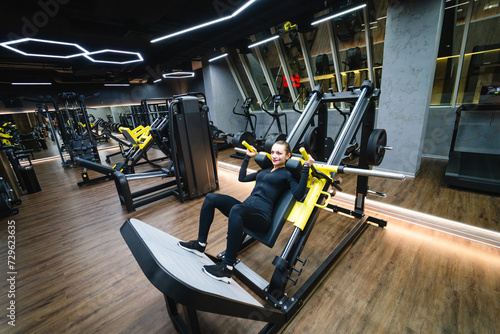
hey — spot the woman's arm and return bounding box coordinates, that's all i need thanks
[239,155,259,182]
[289,165,310,200]
[290,156,314,200]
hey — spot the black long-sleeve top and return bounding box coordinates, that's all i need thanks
[238,155,310,220]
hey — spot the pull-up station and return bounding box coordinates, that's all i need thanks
[121,80,405,333]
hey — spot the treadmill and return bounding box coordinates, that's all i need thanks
[444,86,500,194]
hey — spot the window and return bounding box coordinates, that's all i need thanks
[432,0,500,106]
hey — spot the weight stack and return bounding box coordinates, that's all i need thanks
[18,165,42,194]
[171,96,218,198]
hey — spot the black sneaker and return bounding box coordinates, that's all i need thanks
[202,262,232,284]
[178,240,206,257]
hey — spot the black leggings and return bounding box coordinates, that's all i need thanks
[197,193,271,266]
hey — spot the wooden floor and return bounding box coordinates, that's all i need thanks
[1,144,499,333]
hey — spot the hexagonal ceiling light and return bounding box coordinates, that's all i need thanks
[84,49,143,65]
[0,38,88,59]
[0,38,144,65]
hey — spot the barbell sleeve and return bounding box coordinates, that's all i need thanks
[338,166,406,180]
[234,147,246,155]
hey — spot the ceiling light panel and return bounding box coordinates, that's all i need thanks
[1,38,87,59]
[84,49,144,65]
[0,38,144,65]
[162,72,195,79]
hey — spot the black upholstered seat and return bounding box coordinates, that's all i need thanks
[243,154,302,248]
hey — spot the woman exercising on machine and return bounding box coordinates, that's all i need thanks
[178,140,314,283]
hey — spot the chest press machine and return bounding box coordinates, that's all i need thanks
[120,81,406,333]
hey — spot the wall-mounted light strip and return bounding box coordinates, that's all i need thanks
[248,35,280,49]
[151,0,256,43]
[0,38,143,65]
[311,4,367,26]
[162,72,195,79]
[11,82,52,85]
[208,53,228,62]
[104,83,130,87]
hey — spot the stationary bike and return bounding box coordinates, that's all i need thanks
[230,98,258,159]
[257,94,287,153]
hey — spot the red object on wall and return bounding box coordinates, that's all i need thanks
[283,75,300,88]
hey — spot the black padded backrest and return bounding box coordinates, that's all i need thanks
[243,157,303,248]
[254,152,273,170]
[285,158,302,181]
[244,190,295,248]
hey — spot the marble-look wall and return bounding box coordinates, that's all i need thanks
[203,59,245,136]
[376,0,445,176]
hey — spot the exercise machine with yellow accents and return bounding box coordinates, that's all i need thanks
[121,80,405,333]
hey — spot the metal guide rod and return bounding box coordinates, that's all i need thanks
[286,88,322,149]
[280,227,301,259]
[327,83,371,166]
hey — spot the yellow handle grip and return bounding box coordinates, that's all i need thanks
[241,141,256,153]
[314,191,331,208]
[316,165,338,174]
[299,147,309,161]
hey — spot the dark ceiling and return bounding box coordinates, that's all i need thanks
[0,0,343,85]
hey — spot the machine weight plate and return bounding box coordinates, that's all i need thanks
[366,129,387,166]
[264,133,287,153]
[304,127,318,159]
[232,131,256,148]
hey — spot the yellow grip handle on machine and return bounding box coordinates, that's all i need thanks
[241,141,256,153]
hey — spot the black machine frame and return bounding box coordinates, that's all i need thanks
[121,81,404,333]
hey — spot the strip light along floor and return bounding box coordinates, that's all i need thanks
[332,192,500,249]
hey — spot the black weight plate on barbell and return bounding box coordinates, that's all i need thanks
[367,129,387,166]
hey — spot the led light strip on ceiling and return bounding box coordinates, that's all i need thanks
[0,38,143,65]
[11,82,52,85]
[248,35,280,48]
[208,53,228,62]
[151,0,256,43]
[311,3,367,26]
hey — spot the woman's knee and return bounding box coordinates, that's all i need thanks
[202,193,218,208]
[228,205,244,220]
